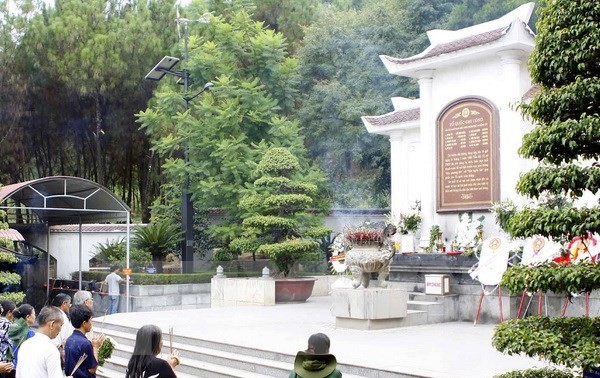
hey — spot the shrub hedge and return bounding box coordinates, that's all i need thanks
[493,368,575,378]
[72,271,258,285]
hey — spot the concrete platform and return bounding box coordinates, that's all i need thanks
[96,295,548,378]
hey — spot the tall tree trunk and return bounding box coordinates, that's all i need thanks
[152,252,164,274]
[94,95,105,185]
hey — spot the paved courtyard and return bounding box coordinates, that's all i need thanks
[99,295,548,378]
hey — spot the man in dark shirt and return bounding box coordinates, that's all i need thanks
[64,305,105,378]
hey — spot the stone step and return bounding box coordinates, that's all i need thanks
[398,308,430,327]
[407,299,442,311]
[96,365,197,378]
[99,325,292,363]
[110,338,291,377]
[409,291,458,300]
[99,325,371,378]
[407,291,459,324]
[102,354,275,378]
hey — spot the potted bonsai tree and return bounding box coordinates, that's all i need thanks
[230,147,331,302]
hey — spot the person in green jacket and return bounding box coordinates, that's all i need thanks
[7,304,36,370]
[288,333,342,378]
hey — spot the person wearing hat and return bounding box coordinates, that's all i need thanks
[288,333,342,378]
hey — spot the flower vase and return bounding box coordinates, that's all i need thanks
[400,233,415,253]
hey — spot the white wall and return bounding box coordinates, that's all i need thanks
[29,229,134,279]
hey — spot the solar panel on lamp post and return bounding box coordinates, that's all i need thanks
[144,13,213,274]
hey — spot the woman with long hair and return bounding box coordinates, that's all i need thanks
[7,304,35,370]
[125,324,180,378]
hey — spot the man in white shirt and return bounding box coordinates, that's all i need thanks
[102,265,124,314]
[16,305,73,378]
[51,293,74,349]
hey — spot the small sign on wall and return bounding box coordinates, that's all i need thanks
[425,274,451,295]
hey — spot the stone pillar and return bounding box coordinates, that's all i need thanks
[416,69,436,248]
[389,130,405,219]
[497,49,526,204]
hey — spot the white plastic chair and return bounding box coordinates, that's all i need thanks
[468,236,511,325]
[517,236,561,317]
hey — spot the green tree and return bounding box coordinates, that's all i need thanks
[92,238,152,272]
[492,0,600,375]
[133,222,182,274]
[0,1,29,184]
[252,0,319,51]
[138,3,327,246]
[230,148,331,276]
[446,0,539,30]
[296,0,458,207]
[6,0,176,222]
[0,186,26,304]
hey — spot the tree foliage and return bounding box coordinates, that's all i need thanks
[0,0,177,221]
[499,0,600,239]
[93,238,152,271]
[230,148,330,276]
[494,316,600,371]
[493,0,600,374]
[133,222,182,274]
[446,0,538,30]
[138,2,327,245]
[0,0,553,243]
[0,191,25,304]
[296,0,460,207]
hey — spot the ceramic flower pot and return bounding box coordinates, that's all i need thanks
[274,278,316,303]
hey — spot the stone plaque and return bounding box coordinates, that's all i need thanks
[437,98,499,212]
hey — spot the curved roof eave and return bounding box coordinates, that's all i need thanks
[0,176,130,225]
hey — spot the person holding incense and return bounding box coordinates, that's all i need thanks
[125,324,180,378]
[64,305,104,378]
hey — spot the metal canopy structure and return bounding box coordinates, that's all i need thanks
[0,176,129,225]
[0,176,132,311]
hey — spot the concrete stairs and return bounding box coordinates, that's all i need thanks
[95,292,457,377]
[402,291,459,327]
[96,323,374,378]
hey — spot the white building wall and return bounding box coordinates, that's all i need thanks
[29,230,133,279]
[431,54,532,236]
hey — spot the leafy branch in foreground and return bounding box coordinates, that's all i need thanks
[500,262,600,295]
[493,316,600,371]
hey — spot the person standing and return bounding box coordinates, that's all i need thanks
[288,333,342,378]
[73,291,94,310]
[102,266,124,315]
[0,300,15,378]
[125,324,180,378]
[7,304,35,370]
[64,305,104,378]
[15,306,72,378]
[51,293,74,349]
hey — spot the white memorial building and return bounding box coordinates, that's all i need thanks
[362,3,538,247]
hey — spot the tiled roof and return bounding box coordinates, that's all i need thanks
[521,84,540,100]
[0,229,24,241]
[49,224,140,232]
[363,107,420,126]
[382,26,509,65]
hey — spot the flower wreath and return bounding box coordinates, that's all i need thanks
[329,234,350,273]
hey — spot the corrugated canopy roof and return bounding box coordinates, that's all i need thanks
[0,176,130,226]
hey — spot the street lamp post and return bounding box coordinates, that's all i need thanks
[145,14,213,273]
